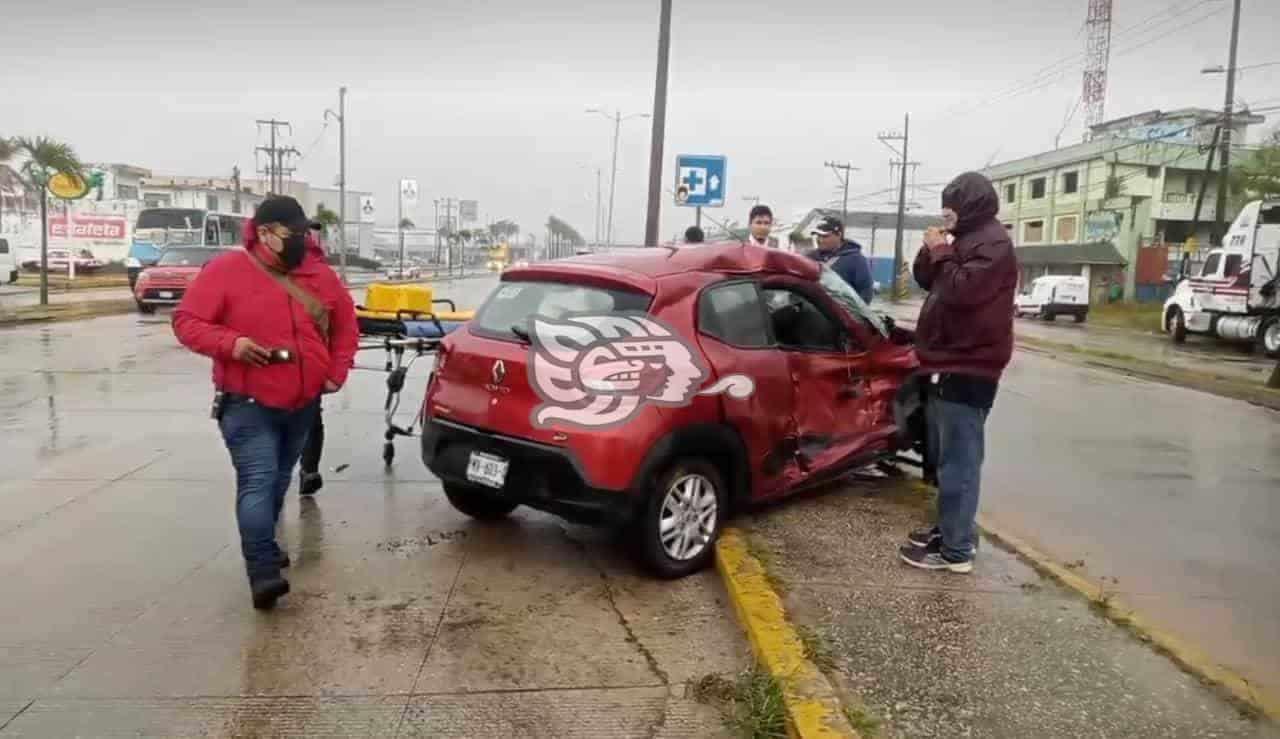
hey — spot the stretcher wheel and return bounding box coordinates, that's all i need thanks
[383,442,395,466]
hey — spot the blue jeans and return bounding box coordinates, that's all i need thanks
[218,396,319,581]
[927,397,989,563]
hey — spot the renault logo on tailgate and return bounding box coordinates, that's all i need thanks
[491,360,506,385]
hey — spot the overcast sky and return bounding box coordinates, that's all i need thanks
[3,0,1277,243]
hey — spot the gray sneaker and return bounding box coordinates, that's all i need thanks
[898,543,973,574]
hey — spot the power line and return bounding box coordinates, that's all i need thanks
[929,0,1227,123]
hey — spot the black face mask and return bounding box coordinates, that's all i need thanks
[281,232,307,271]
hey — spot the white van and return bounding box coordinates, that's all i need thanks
[0,238,17,284]
[1014,275,1089,322]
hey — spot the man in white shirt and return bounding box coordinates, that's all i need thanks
[747,205,779,249]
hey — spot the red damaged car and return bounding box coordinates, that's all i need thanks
[421,243,926,577]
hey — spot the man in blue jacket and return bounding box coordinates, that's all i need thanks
[811,216,874,303]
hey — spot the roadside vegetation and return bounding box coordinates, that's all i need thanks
[687,668,787,739]
[1089,301,1164,334]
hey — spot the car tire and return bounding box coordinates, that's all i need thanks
[442,482,518,520]
[1168,307,1187,344]
[633,459,726,579]
[1073,312,1087,324]
[1258,317,1280,359]
[1040,308,1055,322]
[136,301,156,315]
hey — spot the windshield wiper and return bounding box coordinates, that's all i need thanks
[510,324,531,343]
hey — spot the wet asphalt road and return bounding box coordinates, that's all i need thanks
[982,348,1280,696]
[0,275,745,737]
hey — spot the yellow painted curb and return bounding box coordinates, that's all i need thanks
[715,527,860,738]
[978,514,1280,723]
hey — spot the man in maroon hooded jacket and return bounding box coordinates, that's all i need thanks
[899,172,1018,573]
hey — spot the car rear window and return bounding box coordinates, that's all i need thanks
[474,280,652,339]
[157,248,221,266]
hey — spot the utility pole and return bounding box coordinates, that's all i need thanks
[397,182,404,278]
[325,86,348,283]
[824,162,858,226]
[255,119,294,194]
[1213,0,1242,246]
[1187,125,1221,257]
[643,0,674,248]
[231,166,242,214]
[595,168,603,247]
[879,114,912,302]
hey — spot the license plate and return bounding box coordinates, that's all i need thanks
[466,451,509,489]
[158,291,174,299]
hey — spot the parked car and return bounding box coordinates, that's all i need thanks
[20,248,104,274]
[384,266,423,280]
[421,243,924,578]
[0,239,16,284]
[133,246,230,314]
[1014,275,1089,322]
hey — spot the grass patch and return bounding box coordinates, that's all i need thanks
[842,704,883,736]
[688,668,788,739]
[795,624,837,672]
[744,534,788,595]
[1089,301,1163,333]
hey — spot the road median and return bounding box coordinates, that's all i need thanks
[1015,334,1280,410]
[0,298,136,326]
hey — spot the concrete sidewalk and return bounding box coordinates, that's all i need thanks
[739,477,1278,738]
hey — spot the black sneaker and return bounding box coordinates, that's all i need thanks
[251,576,291,610]
[898,543,973,573]
[906,525,941,548]
[277,551,291,569]
[299,472,323,497]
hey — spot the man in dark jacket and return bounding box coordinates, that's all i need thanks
[810,216,874,303]
[899,172,1017,573]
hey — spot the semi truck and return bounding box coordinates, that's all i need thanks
[1163,199,1280,358]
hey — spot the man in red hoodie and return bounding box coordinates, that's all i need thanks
[173,196,358,609]
[898,172,1018,574]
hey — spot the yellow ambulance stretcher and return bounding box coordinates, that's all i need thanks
[355,282,475,465]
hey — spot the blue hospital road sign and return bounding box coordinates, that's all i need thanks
[674,154,727,208]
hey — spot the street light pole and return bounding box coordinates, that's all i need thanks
[643,0,674,248]
[587,107,649,248]
[1213,0,1242,246]
[325,87,348,283]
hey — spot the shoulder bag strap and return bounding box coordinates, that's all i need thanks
[248,253,331,342]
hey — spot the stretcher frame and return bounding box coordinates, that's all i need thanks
[354,298,462,466]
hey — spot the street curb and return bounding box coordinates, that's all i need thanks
[976,514,1280,723]
[0,299,136,327]
[714,528,860,738]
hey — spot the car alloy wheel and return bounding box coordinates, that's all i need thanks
[658,472,718,562]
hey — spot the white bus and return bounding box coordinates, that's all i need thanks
[125,208,247,288]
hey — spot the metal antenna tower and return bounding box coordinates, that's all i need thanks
[1082,0,1113,138]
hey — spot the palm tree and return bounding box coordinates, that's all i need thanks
[0,137,15,255]
[398,217,415,231]
[313,203,340,253]
[11,137,83,305]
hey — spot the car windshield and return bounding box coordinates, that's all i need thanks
[156,248,220,266]
[817,266,889,338]
[474,280,652,340]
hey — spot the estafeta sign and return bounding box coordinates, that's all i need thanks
[49,216,128,241]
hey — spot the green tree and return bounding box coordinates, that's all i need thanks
[312,202,340,253]
[1231,127,1280,202]
[11,136,84,305]
[0,137,15,256]
[398,217,415,230]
